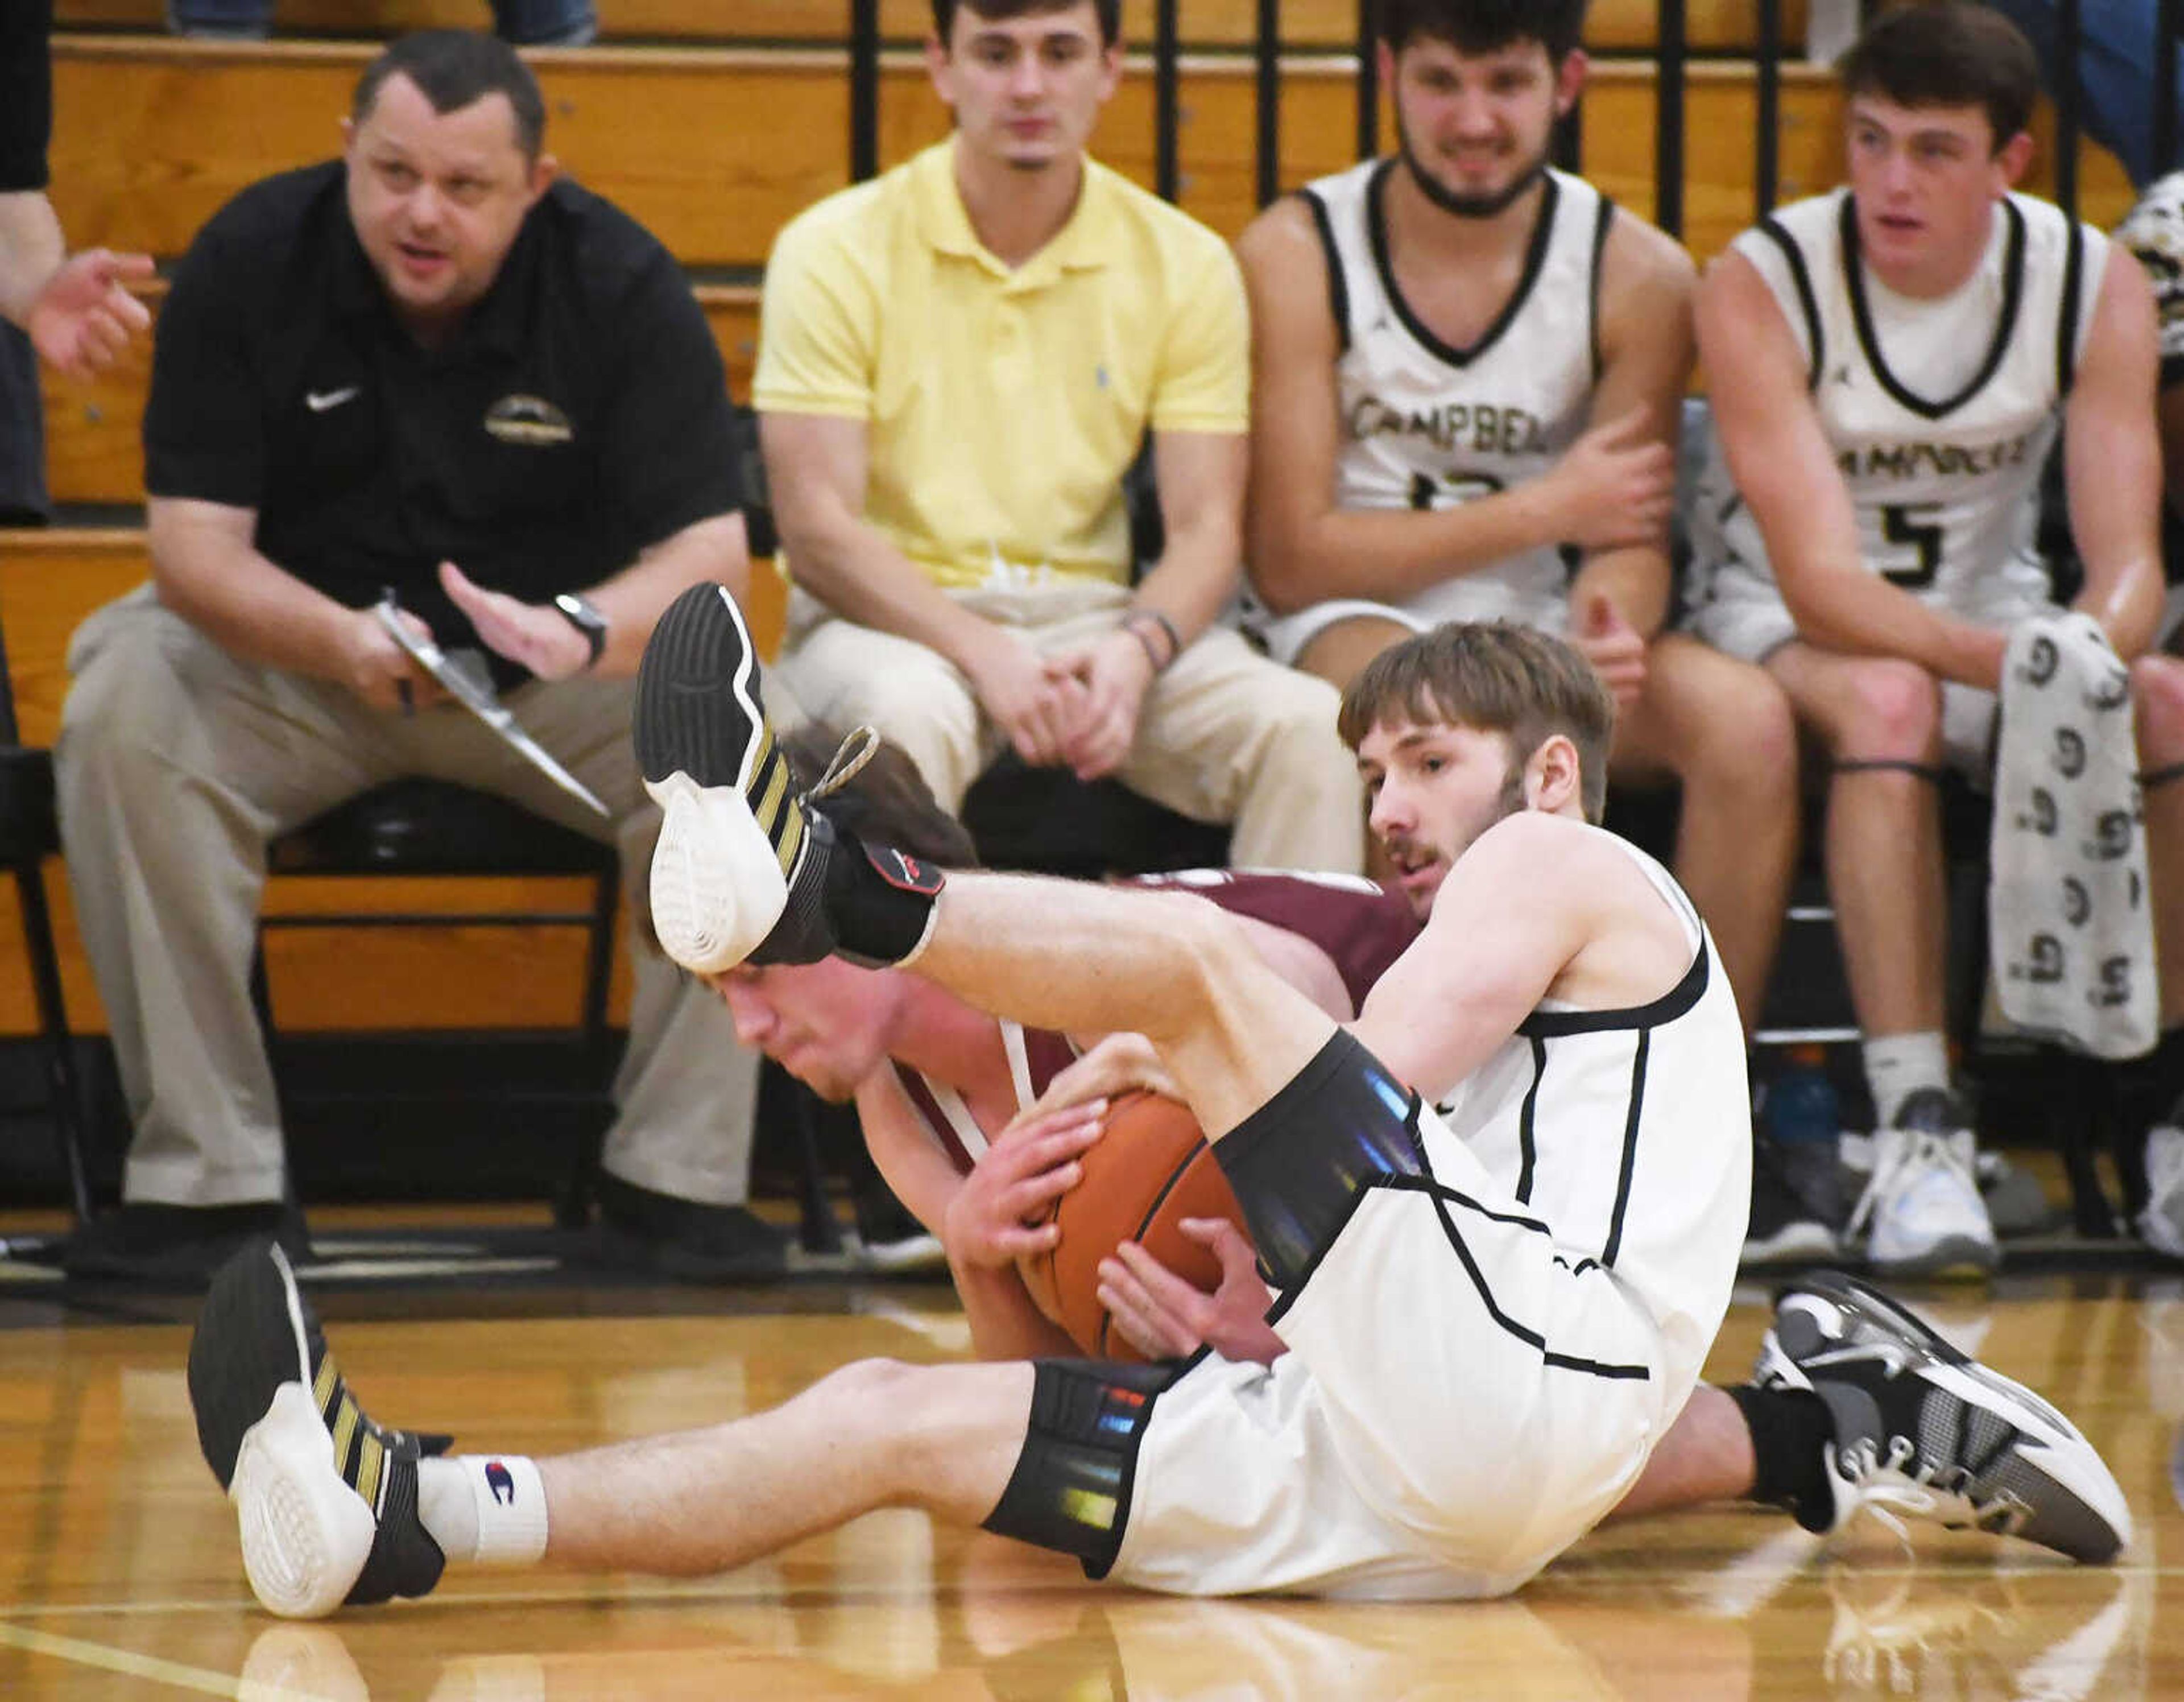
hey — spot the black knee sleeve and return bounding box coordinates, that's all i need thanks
[1214,1030,1425,1291]
[981,1358,1174,1579]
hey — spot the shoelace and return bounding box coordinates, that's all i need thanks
[797,724,879,807]
[1834,1433,2032,1548]
[1846,1130,1967,1239]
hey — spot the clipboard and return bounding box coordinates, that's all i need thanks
[375,596,611,818]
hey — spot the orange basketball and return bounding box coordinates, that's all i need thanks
[1017,1090,1252,1362]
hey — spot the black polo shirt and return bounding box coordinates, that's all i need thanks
[144,162,741,680]
[1,0,53,192]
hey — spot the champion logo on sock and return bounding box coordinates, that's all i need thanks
[486,1460,516,1505]
[866,845,945,895]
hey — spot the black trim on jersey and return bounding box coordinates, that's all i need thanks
[1368,159,1562,369]
[1515,1035,1546,1204]
[1519,937,1710,1036]
[1843,192,2025,420]
[1259,1172,1652,1379]
[1755,217,1824,391]
[2056,217,2086,397]
[1299,185,1351,356]
[1588,195,1616,387]
[1599,1029,1651,1268]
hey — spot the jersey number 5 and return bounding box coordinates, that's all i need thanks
[1880,503,1943,589]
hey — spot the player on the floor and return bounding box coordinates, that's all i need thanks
[718,722,1417,1358]
[188,594,2132,1616]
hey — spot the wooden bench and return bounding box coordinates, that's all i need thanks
[56,0,1817,54]
[49,37,2133,274]
[0,529,788,1036]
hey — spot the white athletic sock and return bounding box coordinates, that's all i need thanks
[1862,1031,1951,1128]
[416,1454,549,1567]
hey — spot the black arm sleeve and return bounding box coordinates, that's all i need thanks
[0,0,55,193]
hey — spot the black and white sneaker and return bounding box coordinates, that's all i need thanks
[1744,1132,1840,1267]
[1753,1271,2132,1564]
[636,583,841,972]
[187,1240,449,1617]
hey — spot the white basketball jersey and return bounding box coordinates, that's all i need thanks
[1426,831,1749,1387]
[1304,159,1612,631]
[1694,188,2103,621]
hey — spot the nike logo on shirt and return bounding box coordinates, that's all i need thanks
[306,386,361,412]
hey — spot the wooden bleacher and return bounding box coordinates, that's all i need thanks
[55,0,1815,54]
[3,8,2138,1039]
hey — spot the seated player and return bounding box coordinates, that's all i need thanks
[187,597,2132,1616]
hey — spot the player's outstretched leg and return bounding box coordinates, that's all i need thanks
[637,582,938,973]
[1753,1271,2131,1563]
[188,1240,449,1618]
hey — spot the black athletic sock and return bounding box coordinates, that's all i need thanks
[1727,1382,1839,1534]
[821,822,945,968]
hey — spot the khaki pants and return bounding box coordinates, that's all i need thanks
[777,583,1364,874]
[55,588,758,1209]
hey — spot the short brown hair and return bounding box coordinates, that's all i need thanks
[932,0,1120,47]
[1382,0,1589,64]
[1336,622,1616,823]
[353,30,547,160]
[1841,2,2037,152]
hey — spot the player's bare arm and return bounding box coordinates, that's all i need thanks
[762,408,1079,766]
[2062,247,2167,660]
[942,1100,1106,1361]
[1563,213,1694,642]
[1238,199,1636,614]
[851,1067,987,1245]
[1697,249,2006,688]
[1352,808,1689,1101]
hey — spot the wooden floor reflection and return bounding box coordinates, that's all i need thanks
[2,1271,2180,1699]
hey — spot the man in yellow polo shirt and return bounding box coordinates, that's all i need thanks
[753,0,1364,874]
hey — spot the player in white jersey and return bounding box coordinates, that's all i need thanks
[2113,172,2184,1259]
[185,600,2133,1616]
[1234,0,1814,1261]
[1691,1,2184,1278]
[723,725,1415,1359]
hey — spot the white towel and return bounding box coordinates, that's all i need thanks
[1990,613,2157,1059]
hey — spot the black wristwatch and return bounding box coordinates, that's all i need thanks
[552,593,610,670]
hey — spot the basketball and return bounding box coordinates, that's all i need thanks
[1017,1090,1252,1362]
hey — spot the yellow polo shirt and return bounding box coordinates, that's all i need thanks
[754,137,1248,592]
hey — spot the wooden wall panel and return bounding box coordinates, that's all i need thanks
[49,41,852,268]
[51,40,2135,279]
[0,534,786,1035]
[55,0,1815,53]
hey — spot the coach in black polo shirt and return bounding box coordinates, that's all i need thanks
[53,30,775,1282]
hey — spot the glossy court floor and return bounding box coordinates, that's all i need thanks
[1,1224,2180,1700]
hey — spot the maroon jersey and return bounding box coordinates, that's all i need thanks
[892,871,1421,1172]
[1130,869,1420,1013]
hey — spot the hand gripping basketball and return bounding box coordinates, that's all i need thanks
[1016,1091,1255,1362]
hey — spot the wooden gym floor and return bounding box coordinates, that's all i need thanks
[0,1229,2178,1700]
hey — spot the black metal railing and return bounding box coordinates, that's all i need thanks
[846,1,2181,233]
